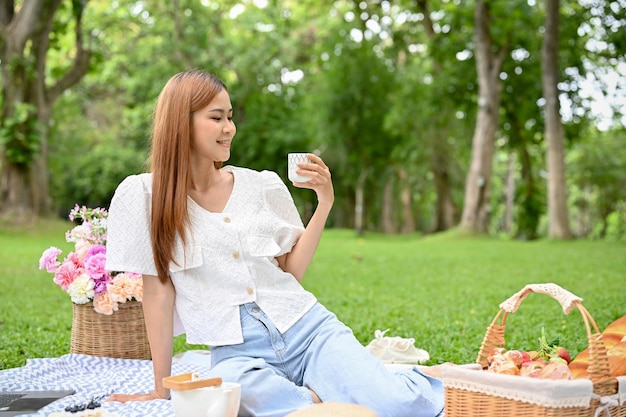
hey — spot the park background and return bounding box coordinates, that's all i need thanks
[0,1,625,370]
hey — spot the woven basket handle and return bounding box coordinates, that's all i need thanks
[476,283,612,383]
[498,283,582,314]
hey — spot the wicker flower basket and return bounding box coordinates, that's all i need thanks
[441,283,625,417]
[70,300,151,359]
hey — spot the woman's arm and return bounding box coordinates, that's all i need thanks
[107,273,175,402]
[278,154,334,281]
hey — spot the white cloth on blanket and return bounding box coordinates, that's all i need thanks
[0,354,211,417]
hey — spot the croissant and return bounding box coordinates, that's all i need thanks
[569,315,626,379]
[607,339,626,377]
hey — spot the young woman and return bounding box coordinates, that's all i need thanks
[105,69,444,417]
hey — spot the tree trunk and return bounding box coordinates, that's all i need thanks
[0,0,91,220]
[430,148,457,232]
[460,0,509,233]
[397,166,415,234]
[516,138,541,240]
[381,172,395,234]
[503,151,516,233]
[0,94,54,221]
[542,0,572,239]
[354,168,369,236]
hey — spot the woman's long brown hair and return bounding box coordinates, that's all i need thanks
[149,69,227,283]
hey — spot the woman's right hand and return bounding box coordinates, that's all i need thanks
[106,390,169,403]
[107,275,175,404]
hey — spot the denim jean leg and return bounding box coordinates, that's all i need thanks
[209,303,314,417]
[283,303,445,417]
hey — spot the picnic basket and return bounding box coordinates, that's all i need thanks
[441,283,625,417]
[70,300,151,359]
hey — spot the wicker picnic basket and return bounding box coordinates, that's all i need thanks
[70,300,151,359]
[441,283,625,417]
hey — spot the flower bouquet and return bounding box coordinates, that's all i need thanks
[38,205,143,315]
[38,205,150,359]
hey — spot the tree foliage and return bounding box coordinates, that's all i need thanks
[1,0,625,240]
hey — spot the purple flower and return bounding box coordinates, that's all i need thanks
[93,274,113,296]
[84,244,106,260]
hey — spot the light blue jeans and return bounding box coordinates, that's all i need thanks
[208,302,444,417]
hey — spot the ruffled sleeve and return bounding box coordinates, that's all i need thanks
[260,170,305,255]
[105,174,158,276]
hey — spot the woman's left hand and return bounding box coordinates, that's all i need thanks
[292,153,334,206]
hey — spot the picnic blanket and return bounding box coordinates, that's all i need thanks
[0,353,212,416]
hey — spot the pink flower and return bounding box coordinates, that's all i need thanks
[39,247,62,273]
[53,260,83,291]
[84,245,107,280]
[66,252,84,269]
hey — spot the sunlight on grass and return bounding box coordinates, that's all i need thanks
[1,223,625,369]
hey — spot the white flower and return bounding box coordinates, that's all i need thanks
[67,273,95,304]
[75,240,93,261]
[67,224,90,243]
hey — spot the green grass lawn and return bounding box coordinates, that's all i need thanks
[1,220,625,370]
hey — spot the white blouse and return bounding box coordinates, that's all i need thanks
[105,166,317,346]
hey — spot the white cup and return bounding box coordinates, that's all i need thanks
[288,153,312,183]
[170,382,241,417]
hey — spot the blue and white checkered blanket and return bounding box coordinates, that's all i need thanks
[0,353,212,416]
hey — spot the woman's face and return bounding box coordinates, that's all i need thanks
[191,88,236,164]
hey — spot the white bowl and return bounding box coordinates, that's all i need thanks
[171,382,241,417]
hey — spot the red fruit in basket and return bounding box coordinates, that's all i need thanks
[538,361,572,380]
[504,349,524,367]
[520,360,546,378]
[554,346,571,363]
[520,351,531,363]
